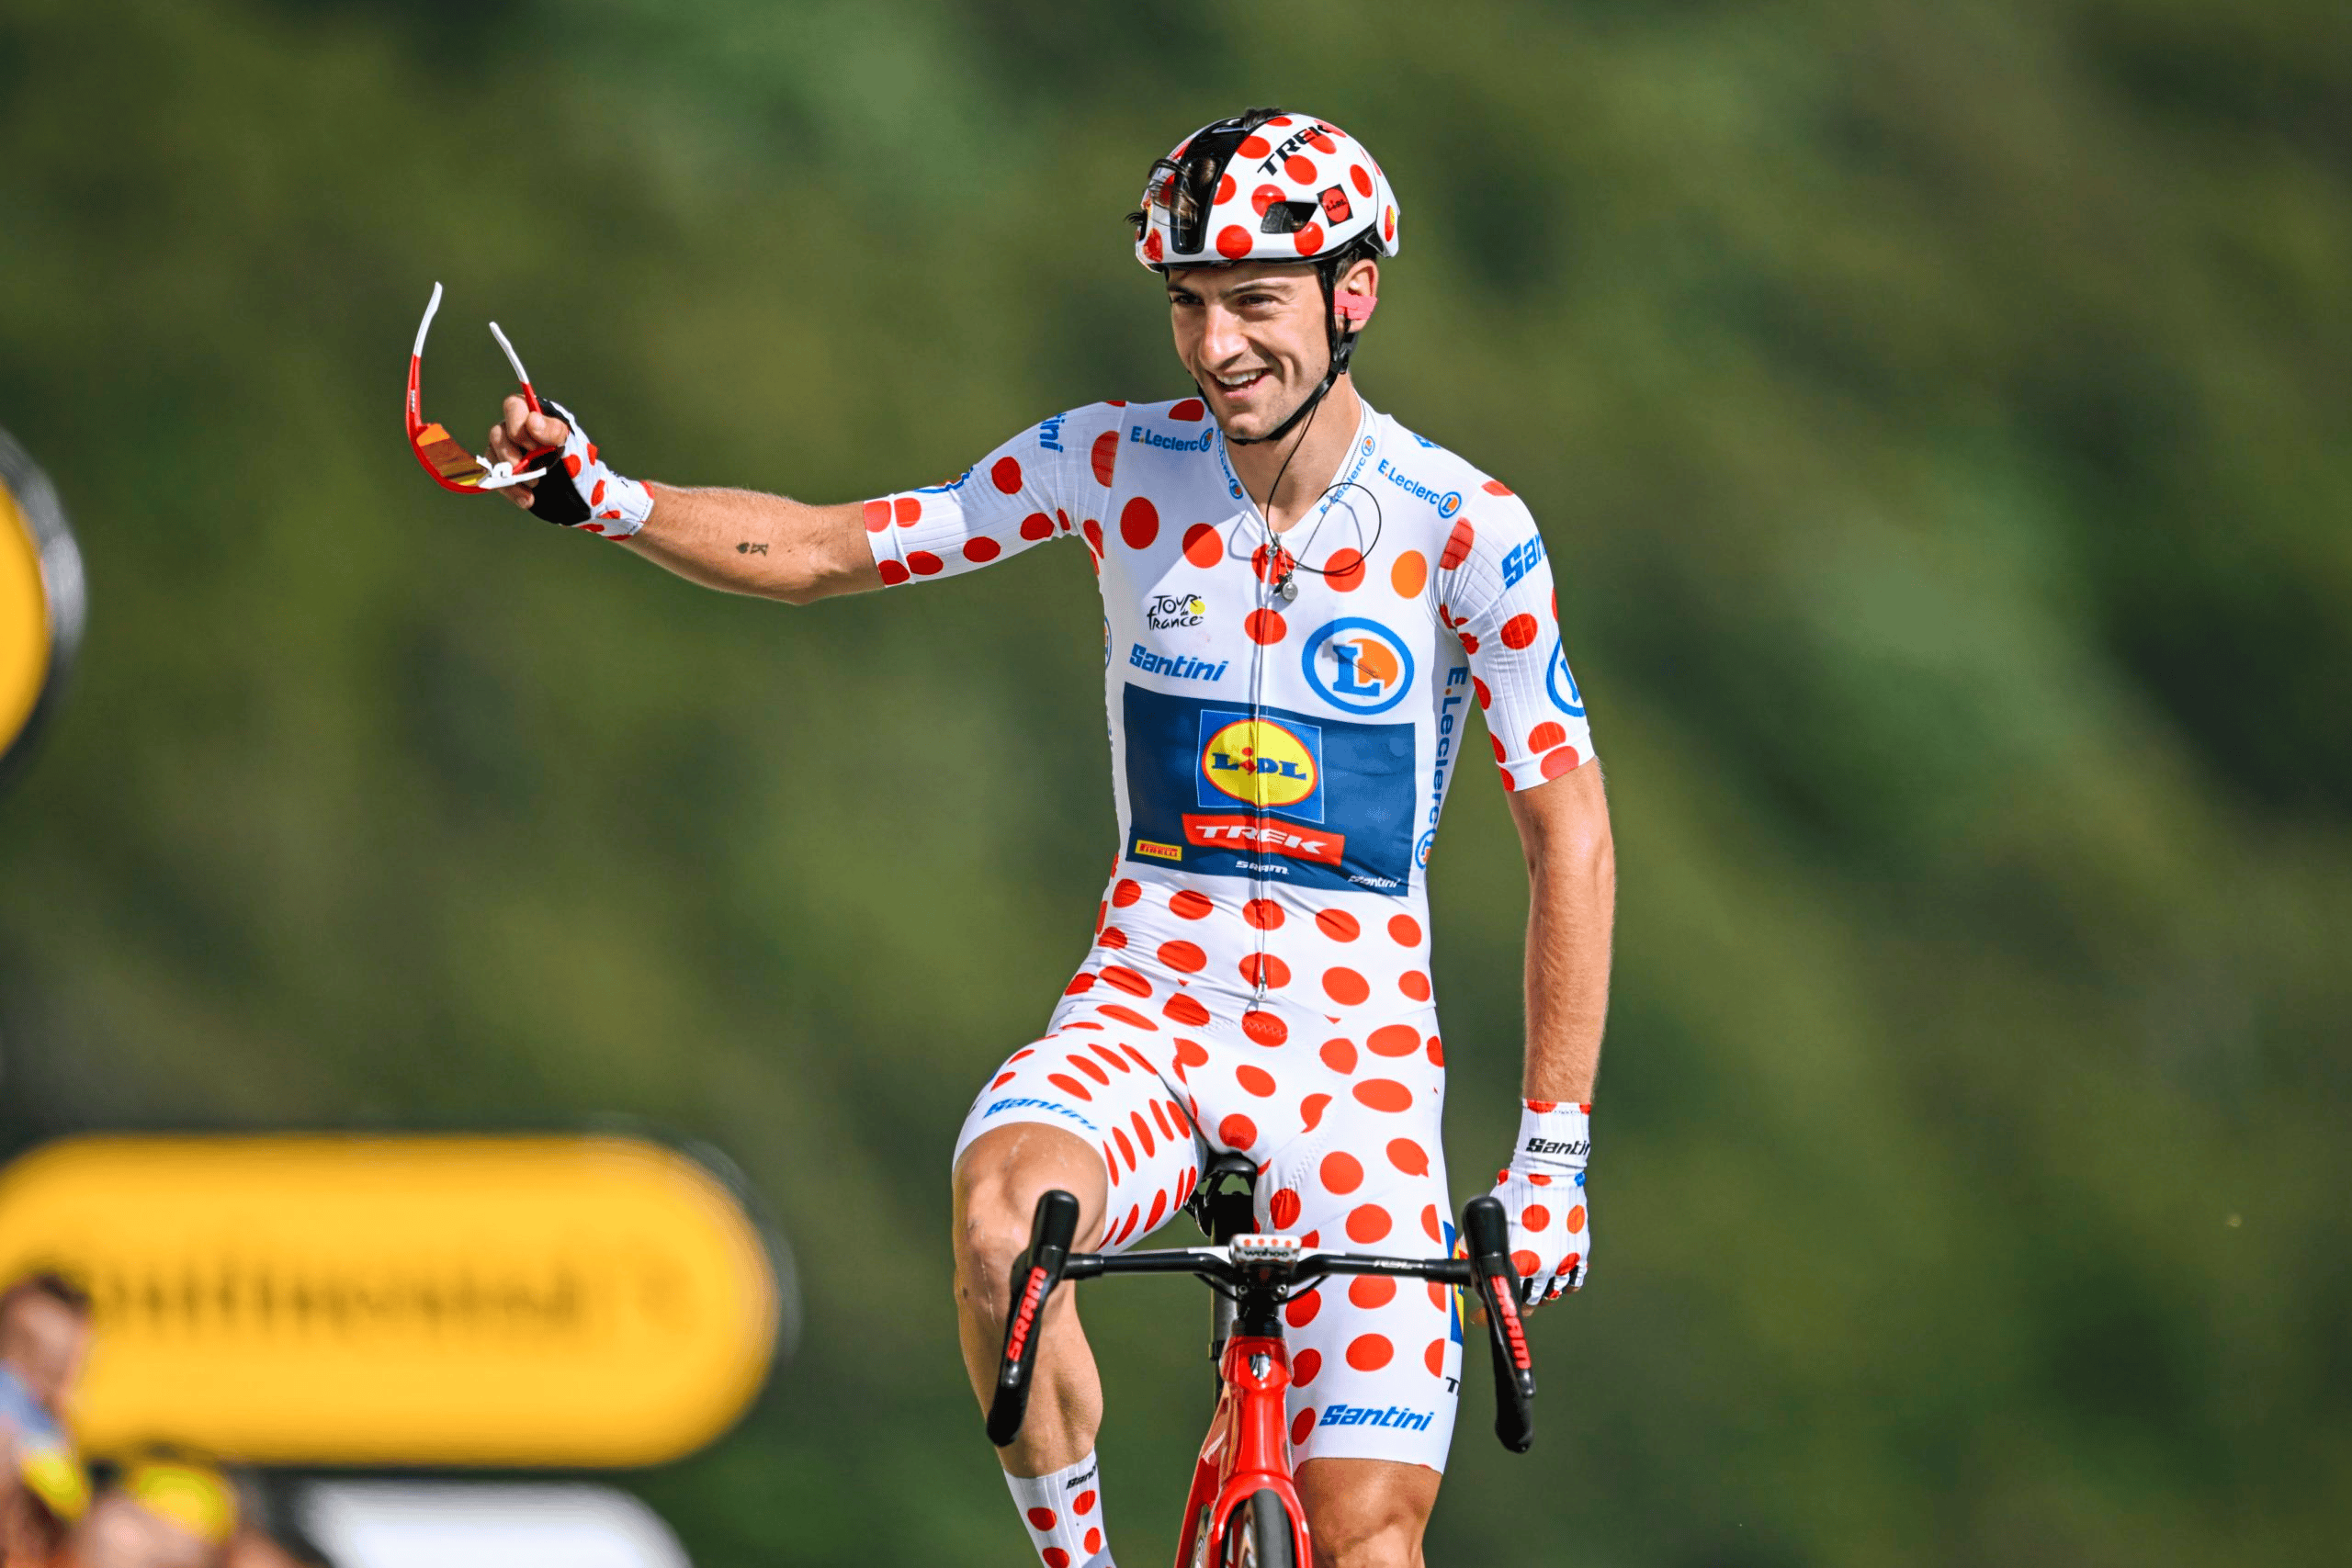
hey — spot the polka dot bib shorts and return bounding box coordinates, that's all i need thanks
[869,398,1594,1472]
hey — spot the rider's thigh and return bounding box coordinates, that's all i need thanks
[1294,1458,1442,1568]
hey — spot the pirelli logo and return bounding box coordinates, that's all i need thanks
[1132,839,1184,863]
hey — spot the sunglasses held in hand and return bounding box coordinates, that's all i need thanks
[404,282,555,493]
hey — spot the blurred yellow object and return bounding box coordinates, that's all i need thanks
[17,1444,90,1522]
[0,479,48,759]
[121,1461,236,1545]
[0,1137,783,1466]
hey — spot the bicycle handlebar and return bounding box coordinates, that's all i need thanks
[985,1189,1541,1453]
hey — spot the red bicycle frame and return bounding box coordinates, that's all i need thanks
[1176,1331,1312,1564]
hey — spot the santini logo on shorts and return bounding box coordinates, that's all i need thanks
[1318,1404,1435,1431]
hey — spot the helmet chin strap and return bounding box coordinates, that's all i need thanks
[1214,265,1376,447]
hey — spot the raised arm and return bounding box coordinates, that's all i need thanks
[486,398,880,604]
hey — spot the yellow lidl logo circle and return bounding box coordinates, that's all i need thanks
[1201,717,1319,810]
[0,483,49,757]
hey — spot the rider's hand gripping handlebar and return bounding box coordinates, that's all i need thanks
[986,1188,1080,1448]
[1460,1193,1538,1453]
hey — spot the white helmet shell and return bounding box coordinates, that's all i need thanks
[1134,111,1399,272]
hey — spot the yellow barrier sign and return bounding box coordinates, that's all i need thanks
[0,429,82,782]
[0,1136,785,1467]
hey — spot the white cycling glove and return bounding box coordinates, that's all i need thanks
[1486,1100,1590,1311]
[526,398,654,539]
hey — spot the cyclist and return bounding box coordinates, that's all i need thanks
[483,107,1613,1568]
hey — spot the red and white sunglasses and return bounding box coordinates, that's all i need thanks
[403,282,557,493]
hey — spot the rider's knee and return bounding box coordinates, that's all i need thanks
[1299,1465,1436,1568]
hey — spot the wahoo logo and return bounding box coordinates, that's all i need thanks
[1545,638,1586,718]
[1196,712,1324,818]
[1303,618,1416,716]
[1130,645,1227,683]
[1318,1404,1435,1431]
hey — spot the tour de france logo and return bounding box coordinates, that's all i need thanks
[1197,715,1324,820]
[1303,618,1415,716]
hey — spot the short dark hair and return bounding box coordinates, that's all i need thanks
[0,1270,94,1320]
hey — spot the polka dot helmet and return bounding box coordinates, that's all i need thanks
[1132,108,1399,272]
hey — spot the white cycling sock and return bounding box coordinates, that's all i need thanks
[1002,1450,1113,1568]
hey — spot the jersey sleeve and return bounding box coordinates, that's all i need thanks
[1435,482,1596,792]
[863,403,1120,586]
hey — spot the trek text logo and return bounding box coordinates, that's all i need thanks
[1130,645,1227,683]
[1318,1404,1435,1432]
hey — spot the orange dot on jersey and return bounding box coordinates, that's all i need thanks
[1346,1204,1393,1244]
[1075,1491,1097,1517]
[1163,998,1207,1032]
[1112,878,1142,907]
[876,559,910,586]
[1283,153,1317,183]
[1182,522,1222,567]
[1270,1188,1302,1228]
[1511,1249,1541,1278]
[1387,914,1421,946]
[1316,908,1359,942]
[1100,966,1150,996]
[1293,222,1324,255]
[1291,1409,1316,1446]
[907,551,943,576]
[1344,1332,1393,1371]
[1522,1203,1551,1231]
[1367,1024,1419,1058]
[1244,899,1284,931]
[1528,721,1566,752]
[1473,676,1492,710]
[1047,1072,1091,1101]
[1490,735,1507,764]
[1566,1204,1587,1232]
[863,499,892,531]
[1284,1289,1321,1328]
[1158,940,1206,973]
[1387,1138,1430,1176]
[990,456,1023,494]
[1322,967,1370,1006]
[1421,1204,1442,1242]
[1091,429,1118,487]
[1238,134,1272,160]
[1542,745,1582,779]
[1292,1348,1321,1386]
[1097,1003,1157,1032]
[1097,927,1126,949]
[1425,1339,1447,1377]
[1170,398,1206,421]
[1218,1113,1258,1150]
[1483,479,1514,495]
[1459,630,1480,654]
[894,496,922,525]
[1500,613,1540,649]
[1216,224,1253,258]
[1085,1529,1102,1555]
[1426,1035,1444,1066]
[1120,495,1159,549]
[1354,1079,1412,1113]
[1064,973,1096,995]
[1245,608,1287,644]
[964,537,1001,563]
[1174,1037,1209,1067]
[1236,1065,1277,1098]
[1390,549,1428,598]
[1348,1276,1396,1310]
[1324,547,1364,591]
[1240,953,1290,988]
[1319,1037,1358,1073]
[1301,1092,1331,1130]
[1351,164,1374,197]
[1399,971,1431,1001]
[1321,1152,1363,1194]
[1081,518,1104,556]
[1241,1010,1286,1044]
[1441,518,1476,570]
[1027,1507,1057,1530]
[1170,889,1214,919]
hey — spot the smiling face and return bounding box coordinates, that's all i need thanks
[1167,257,1377,441]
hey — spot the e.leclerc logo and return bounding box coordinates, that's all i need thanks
[1303,618,1416,716]
[1546,638,1585,717]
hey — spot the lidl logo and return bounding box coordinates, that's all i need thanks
[1546,638,1585,717]
[1198,714,1323,818]
[1303,618,1415,716]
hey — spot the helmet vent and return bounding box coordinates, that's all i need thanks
[1260,199,1318,235]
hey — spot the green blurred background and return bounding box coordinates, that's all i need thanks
[4,0,2348,1562]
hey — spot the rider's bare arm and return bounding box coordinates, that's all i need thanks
[486,398,881,604]
[1506,761,1615,1102]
